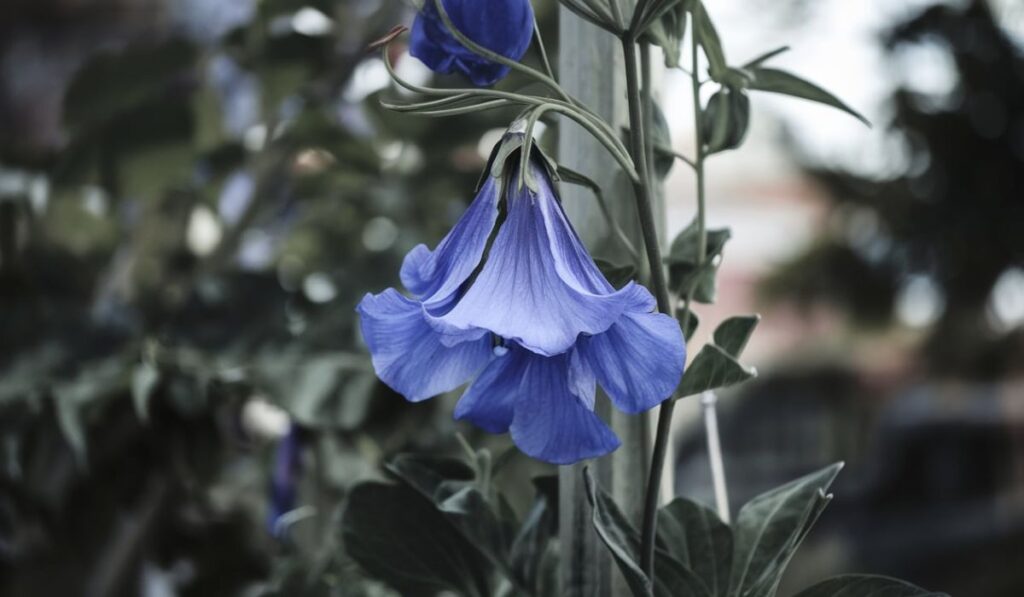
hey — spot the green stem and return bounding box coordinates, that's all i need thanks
[623,35,672,583]
[638,7,709,580]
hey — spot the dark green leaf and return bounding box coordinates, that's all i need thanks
[583,467,653,597]
[63,40,196,130]
[657,498,732,597]
[509,479,558,594]
[712,315,760,358]
[694,2,727,80]
[748,67,869,125]
[676,344,755,398]
[597,260,638,289]
[650,101,676,179]
[728,463,844,597]
[792,574,949,597]
[666,223,731,268]
[665,223,730,302]
[583,468,711,597]
[341,481,493,597]
[677,309,700,341]
[742,46,790,69]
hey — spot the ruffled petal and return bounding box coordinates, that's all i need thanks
[400,176,501,301]
[506,347,620,464]
[453,345,516,433]
[577,311,686,414]
[434,161,649,356]
[357,289,492,402]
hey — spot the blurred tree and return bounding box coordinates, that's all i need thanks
[762,0,1024,378]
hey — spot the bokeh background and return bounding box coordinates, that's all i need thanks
[1,0,1021,596]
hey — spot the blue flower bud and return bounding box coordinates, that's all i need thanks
[410,0,535,87]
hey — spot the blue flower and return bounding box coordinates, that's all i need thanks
[410,0,535,87]
[268,423,303,538]
[357,135,685,464]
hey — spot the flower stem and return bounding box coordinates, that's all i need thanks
[622,36,673,582]
[637,7,709,580]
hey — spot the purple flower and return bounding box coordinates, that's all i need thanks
[410,0,535,87]
[357,134,685,464]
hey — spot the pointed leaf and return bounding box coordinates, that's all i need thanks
[728,463,844,597]
[792,574,949,597]
[748,67,868,125]
[657,498,732,597]
[713,316,760,358]
[676,344,756,398]
[702,88,751,154]
[677,309,700,342]
[742,46,790,69]
[644,1,689,67]
[584,468,712,597]
[694,2,727,80]
[583,467,653,597]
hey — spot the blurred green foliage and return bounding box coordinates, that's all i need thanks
[0,1,558,595]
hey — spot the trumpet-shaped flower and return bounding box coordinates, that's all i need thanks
[357,135,685,464]
[410,0,535,87]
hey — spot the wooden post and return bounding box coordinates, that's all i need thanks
[557,9,662,596]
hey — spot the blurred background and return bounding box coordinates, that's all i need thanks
[0,0,1021,596]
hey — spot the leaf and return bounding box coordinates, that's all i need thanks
[583,468,711,597]
[702,87,751,154]
[63,39,196,130]
[792,574,949,597]
[341,481,493,597]
[694,2,727,80]
[742,46,790,69]
[677,308,700,341]
[747,67,869,125]
[676,344,755,398]
[597,260,638,289]
[665,222,731,302]
[712,315,760,358]
[728,463,844,597]
[657,498,732,597]
[509,478,559,594]
[583,467,653,597]
[649,101,676,179]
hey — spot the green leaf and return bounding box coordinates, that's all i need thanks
[63,40,196,130]
[583,467,653,597]
[702,88,751,154]
[747,67,869,125]
[341,481,494,597]
[742,46,790,69]
[676,344,755,398]
[728,463,844,597]
[649,101,676,179]
[792,574,949,597]
[597,260,638,289]
[665,222,731,302]
[583,467,712,597]
[677,309,700,341]
[509,477,559,594]
[657,498,732,597]
[694,2,727,80]
[712,315,760,358]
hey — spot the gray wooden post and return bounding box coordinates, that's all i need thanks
[557,9,661,596]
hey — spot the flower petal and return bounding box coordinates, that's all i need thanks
[577,311,686,414]
[507,348,620,465]
[400,176,500,301]
[453,346,516,433]
[435,161,650,356]
[357,289,492,402]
